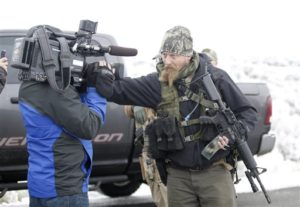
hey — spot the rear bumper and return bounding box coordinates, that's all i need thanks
[257,134,276,156]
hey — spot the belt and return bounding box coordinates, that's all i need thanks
[168,159,232,172]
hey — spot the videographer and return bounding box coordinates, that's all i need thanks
[18,59,114,207]
[0,56,8,94]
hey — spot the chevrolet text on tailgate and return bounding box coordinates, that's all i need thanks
[0,29,275,198]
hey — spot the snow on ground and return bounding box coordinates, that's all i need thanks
[1,56,299,206]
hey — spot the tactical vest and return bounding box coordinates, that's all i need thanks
[156,56,219,143]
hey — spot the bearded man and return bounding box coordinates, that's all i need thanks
[96,26,257,207]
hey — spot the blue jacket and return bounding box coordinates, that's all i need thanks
[19,81,106,198]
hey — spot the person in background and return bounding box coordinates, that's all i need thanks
[202,48,218,66]
[124,105,168,207]
[0,57,9,94]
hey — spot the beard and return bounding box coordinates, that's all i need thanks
[159,63,180,87]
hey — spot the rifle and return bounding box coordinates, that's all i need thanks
[199,68,271,204]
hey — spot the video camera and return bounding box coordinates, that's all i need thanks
[11,20,137,92]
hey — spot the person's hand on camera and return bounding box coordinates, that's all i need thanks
[0,57,8,73]
[86,60,115,98]
[95,60,115,98]
[85,62,99,87]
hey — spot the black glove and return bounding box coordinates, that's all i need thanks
[86,60,115,98]
[95,67,115,98]
[76,62,97,93]
[85,61,115,98]
[86,62,98,87]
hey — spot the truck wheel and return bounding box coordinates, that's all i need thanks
[99,180,142,197]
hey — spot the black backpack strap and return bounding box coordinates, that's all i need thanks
[35,27,69,93]
[57,37,72,89]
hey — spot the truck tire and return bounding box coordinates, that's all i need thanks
[99,180,142,197]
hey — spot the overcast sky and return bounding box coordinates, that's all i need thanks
[2,0,300,62]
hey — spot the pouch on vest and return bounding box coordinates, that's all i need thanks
[145,123,166,159]
[156,116,184,151]
[146,115,184,158]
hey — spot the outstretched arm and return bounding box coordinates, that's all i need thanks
[108,73,162,108]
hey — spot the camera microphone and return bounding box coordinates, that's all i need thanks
[108,45,138,56]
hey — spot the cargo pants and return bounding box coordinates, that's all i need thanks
[167,164,237,207]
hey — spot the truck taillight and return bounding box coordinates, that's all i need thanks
[264,96,272,125]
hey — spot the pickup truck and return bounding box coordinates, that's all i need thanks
[0,30,276,198]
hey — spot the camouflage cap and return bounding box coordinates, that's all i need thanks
[202,48,218,63]
[159,26,193,56]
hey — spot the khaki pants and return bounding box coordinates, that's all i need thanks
[139,152,168,207]
[167,164,237,207]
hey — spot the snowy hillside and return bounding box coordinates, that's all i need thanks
[223,57,300,161]
[221,56,300,193]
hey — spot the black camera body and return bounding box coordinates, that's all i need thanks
[10,20,136,92]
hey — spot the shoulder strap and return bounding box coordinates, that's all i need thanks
[177,56,219,110]
[176,55,219,142]
[35,27,71,93]
[57,37,72,89]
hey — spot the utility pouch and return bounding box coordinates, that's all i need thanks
[154,115,184,151]
[146,115,184,158]
[159,116,184,151]
[154,118,168,151]
[145,122,166,159]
